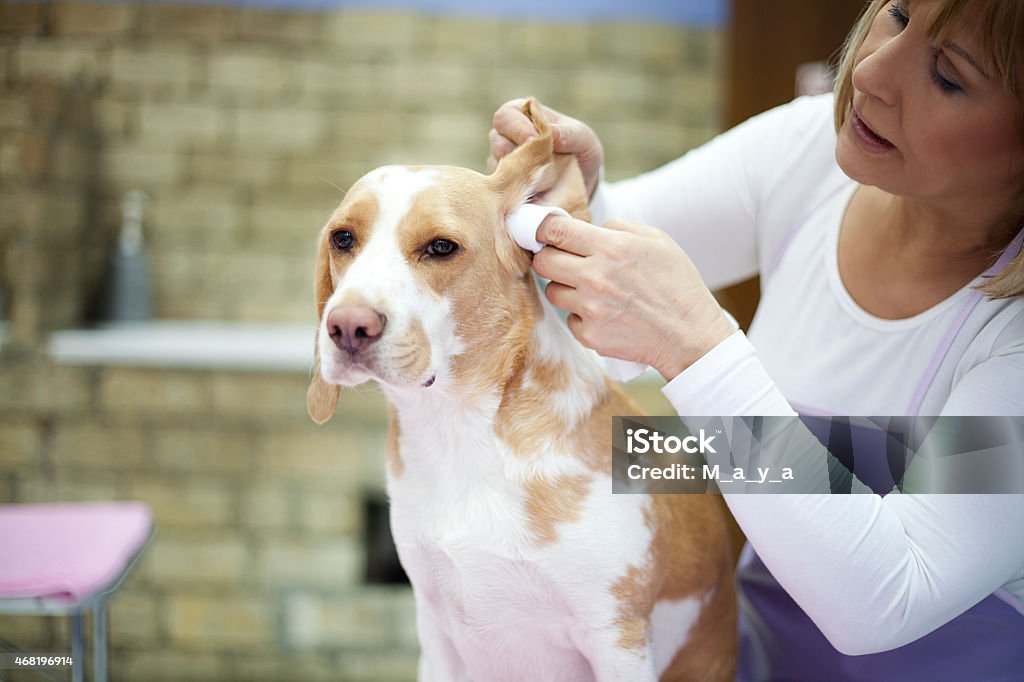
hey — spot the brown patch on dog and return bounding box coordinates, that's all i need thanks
[609,495,738,680]
[523,473,591,546]
[325,190,380,279]
[388,405,404,478]
[569,379,643,475]
[495,356,574,457]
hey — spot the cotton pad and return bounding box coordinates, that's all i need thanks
[506,203,650,382]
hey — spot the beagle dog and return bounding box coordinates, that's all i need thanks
[307,100,737,681]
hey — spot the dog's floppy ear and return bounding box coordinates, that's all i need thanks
[489,98,591,223]
[307,229,339,424]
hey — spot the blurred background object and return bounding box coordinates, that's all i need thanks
[0,1,859,679]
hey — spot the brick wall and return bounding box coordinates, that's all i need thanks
[0,2,722,680]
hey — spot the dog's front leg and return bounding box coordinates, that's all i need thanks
[575,624,658,682]
[414,600,467,682]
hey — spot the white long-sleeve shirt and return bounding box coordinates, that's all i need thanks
[590,93,1024,656]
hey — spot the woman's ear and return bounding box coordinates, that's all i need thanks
[307,229,339,424]
[489,98,592,223]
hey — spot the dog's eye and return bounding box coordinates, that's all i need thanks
[426,239,459,258]
[330,230,354,252]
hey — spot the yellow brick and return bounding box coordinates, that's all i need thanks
[257,538,360,588]
[101,146,183,186]
[591,23,687,68]
[168,594,273,647]
[15,40,105,81]
[145,533,248,584]
[504,21,591,65]
[230,654,336,682]
[208,50,298,96]
[282,158,367,194]
[138,4,236,42]
[237,7,324,44]
[342,652,419,682]
[425,16,503,61]
[299,488,360,536]
[568,67,655,114]
[0,421,40,469]
[109,591,160,644]
[108,46,200,90]
[130,480,233,529]
[247,200,334,254]
[1,2,47,35]
[261,428,376,486]
[187,150,279,186]
[283,590,395,649]
[385,62,476,110]
[99,368,211,414]
[138,102,223,145]
[0,361,47,411]
[235,107,323,151]
[153,427,256,475]
[326,11,424,60]
[51,2,136,37]
[0,94,30,129]
[51,421,146,470]
[299,59,377,100]
[209,371,311,420]
[122,650,228,682]
[240,481,293,531]
[19,471,124,503]
[0,615,51,650]
[149,187,242,248]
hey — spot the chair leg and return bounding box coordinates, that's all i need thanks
[71,611,85,682]
[93,603,108,682]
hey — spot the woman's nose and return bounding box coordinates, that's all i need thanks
[852,34,904,107]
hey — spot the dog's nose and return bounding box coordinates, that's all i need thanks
[326,306,387,354]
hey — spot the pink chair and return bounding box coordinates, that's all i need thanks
[0,502,154,682]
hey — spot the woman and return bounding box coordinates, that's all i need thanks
[489,0,1024,679]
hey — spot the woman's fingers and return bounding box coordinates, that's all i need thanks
[544,280,579,314]
[489,97,605,199]
[486,128,517,171]
[536,215,600,257]
[492,99,539,147]
[533,242,586,287]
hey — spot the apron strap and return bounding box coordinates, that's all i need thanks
[906,228,1024,415]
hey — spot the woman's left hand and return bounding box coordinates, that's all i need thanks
[533,215,736,381]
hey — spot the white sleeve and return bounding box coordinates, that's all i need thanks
[589,94,839,290]
[661,331,1024,656]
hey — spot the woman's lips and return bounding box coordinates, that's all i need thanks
[850,109,896,153]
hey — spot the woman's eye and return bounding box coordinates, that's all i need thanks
[426,239,459,258]
[887,2,909,29]
[330,230,354,252]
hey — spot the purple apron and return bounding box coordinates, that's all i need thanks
[737,201,1024,681]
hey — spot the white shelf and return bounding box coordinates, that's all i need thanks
[47,321,315,372]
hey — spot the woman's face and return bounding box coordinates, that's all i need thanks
[835,0,1024,213]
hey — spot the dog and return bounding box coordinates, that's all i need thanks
[307,100,737,681]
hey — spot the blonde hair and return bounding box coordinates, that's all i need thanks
[832,0,1024,298]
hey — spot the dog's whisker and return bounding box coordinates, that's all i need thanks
[319,177,348,194]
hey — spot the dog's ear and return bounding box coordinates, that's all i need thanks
[489,98,591,223]
[307,229,339,424]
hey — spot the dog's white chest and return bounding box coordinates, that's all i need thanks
[397,540,595,680]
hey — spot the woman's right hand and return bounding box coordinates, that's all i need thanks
[487,98,605,201]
